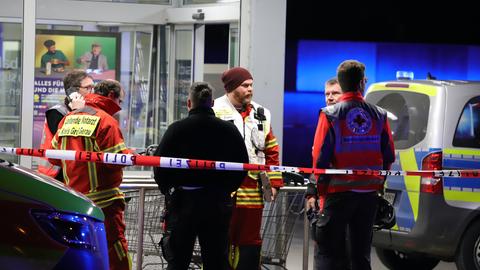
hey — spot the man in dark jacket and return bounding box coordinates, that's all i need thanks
[153,82,249,270]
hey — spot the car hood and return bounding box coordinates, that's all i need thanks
[0,159,104,221]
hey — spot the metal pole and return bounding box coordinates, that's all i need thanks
[136,188,146,270]
[302,200,309,270]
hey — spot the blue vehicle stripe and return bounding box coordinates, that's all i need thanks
[444,158,480,169]
[444,177,480,189]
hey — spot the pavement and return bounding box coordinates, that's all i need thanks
[285,220,457,270]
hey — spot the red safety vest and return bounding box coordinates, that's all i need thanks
[312,91,396,194]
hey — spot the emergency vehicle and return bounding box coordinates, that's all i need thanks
[365,77,480,270]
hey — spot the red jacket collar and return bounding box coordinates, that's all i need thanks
[84,93,121,116]
[338,91,364,102]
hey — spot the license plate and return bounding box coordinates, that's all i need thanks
[383,190,396,205]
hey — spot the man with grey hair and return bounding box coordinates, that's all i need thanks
[324,77,342,106]
[154,82,249,269]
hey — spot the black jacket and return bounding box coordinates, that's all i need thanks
[153,107,249,194]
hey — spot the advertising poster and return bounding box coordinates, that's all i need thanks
[33,30,120,148]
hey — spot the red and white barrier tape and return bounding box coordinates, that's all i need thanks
[1,147,480,178]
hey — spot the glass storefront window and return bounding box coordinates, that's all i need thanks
[28,22,169,171]
[0,23,22,163]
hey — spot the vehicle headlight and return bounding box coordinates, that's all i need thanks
[32,210,105,251]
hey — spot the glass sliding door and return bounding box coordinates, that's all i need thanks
[171,25,193,121]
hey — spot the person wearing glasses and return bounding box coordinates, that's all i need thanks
[38,70,93,181]
[50,79,131,270]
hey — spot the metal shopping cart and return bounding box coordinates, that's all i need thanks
[261,186,306,269]
[123,178,306,270]
[124,189,167,269]
[124,187,202,270]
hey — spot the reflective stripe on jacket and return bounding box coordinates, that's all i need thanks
[214,95,283,208]
[51,93,128,208]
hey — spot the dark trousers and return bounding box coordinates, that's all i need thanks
[312,191,378,270]
[162,188,233,270]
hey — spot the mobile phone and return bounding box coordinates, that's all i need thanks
[65,87,78,103]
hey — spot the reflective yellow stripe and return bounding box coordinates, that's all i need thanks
[228,245,240,269]
[51,137,58,149]
[85,138,98,192]
[368,83,438,96]
[444,148,480,156]
[114,240,126,260]
[87,187,123,200]
[267,171,282,180]
[399,149,420,221]
[93,140,101,152]
[236,187,263,205]
[445,190,480,203]
[236,201,263,206]
[265,138,278,148]
[61,138,70,185]
[247,171,260,179]
[103,142,127,153]
[95,196,124,208]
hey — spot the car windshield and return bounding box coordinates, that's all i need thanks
[367,91,430,149]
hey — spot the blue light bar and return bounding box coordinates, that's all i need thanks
[396,71,414,80]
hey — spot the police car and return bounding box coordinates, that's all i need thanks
[365,75,480,270]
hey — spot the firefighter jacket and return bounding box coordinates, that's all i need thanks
[38,104,69,179]
[153,107,249,194]
[312,91,395,194]
[51,93,128,208]
[213,95,283,208]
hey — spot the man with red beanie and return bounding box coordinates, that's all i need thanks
[51,80,131,270]
[213,67,283,270]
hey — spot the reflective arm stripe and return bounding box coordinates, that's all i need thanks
[265,138,278,149]
[102,142,127,153]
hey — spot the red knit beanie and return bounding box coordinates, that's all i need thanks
[221,67,253,92]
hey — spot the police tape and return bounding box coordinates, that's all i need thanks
[1,146,480,178]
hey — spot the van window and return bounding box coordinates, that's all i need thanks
[366,91,430,149]
[453,96,480,148]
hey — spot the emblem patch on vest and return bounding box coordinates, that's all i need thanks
[346,107,372,135]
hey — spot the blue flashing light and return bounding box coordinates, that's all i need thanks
[396,71,414,80]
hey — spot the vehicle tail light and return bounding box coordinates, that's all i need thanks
[420,151,443,194]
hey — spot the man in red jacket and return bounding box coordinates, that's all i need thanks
[51,79,130,270]
[306,60,395,270]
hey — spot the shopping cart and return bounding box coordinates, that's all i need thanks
[123,181,306,270]
[124,189,167,269]
[124,188,202,270]
[261,187,306,269]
